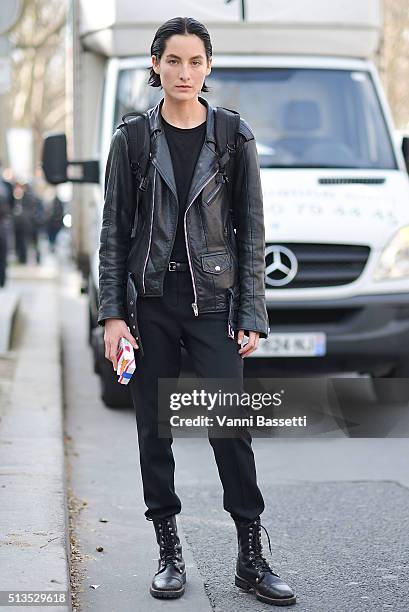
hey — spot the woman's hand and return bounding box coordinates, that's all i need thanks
[104,318,139,371]
[237,330,259,358]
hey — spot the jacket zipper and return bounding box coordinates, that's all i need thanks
[142,167,156,294]
[203,181,222,206]
[184,169,219,316]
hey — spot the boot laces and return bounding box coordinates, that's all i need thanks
[248,519,279,577]
[157,519,180,568]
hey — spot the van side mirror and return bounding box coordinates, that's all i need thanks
[402,136,409,174]
[42,133,68,184]
[41,132,100,184]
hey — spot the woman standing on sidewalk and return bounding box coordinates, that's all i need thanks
[98,16,296,607]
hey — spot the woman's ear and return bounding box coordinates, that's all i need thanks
[206,57,212,77]
[151,54,160,74]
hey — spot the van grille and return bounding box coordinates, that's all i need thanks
[265,243,370,289]
[318,177,385,185]
[266,308,363,325]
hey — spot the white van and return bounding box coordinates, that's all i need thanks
[43,0,409,405]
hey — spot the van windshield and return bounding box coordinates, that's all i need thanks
[114,67,397,170]
[206,68,396,169]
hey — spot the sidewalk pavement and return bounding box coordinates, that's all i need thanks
[0,258,72,611]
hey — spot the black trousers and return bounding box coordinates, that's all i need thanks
[129,267,265,523]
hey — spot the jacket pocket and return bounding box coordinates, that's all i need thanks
[201,251,231,274]
[202,171,228,206]
[202,182,223,206]
[126,271,144,359]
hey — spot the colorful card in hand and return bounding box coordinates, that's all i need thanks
[116,337,136,384]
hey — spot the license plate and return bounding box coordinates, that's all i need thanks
[252,332,326,357]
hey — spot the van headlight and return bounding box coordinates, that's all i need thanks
[373,226,409,280]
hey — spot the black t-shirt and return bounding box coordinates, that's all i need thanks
[161,115,206,263]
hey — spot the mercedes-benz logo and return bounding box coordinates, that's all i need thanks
[265,245,298,287]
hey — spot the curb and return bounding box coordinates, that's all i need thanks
[0,277,72,610]
[0,288,19,353]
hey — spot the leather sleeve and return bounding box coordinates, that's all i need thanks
[232,120,270,339]
[97,127,135,326]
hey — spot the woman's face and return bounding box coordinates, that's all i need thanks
[152,33,212,101]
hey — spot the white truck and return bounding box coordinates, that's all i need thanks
[42,0,409,406]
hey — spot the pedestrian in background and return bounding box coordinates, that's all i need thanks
[23,182,45,264]
[0,180,10,287]
[0,161,14,213]
[12,181,30,264]
[46,191,64,252]
[0,161,14,286]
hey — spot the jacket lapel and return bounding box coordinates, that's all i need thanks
[147,96,219,208]
[151,130,178,202]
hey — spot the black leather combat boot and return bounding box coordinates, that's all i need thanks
[150,514,186,599]
[234,516,296,606]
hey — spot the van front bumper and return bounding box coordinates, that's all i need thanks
[249,291,409,375]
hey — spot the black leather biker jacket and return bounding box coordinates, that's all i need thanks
[97,96,270,350]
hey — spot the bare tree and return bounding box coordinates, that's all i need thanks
[381,0,409,129]
[8,0,67,168]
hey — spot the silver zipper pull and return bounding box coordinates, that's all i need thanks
[192,303,199,316]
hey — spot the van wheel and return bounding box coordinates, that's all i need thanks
[99,352,132,408]
[371,363,409,405]
[88,305,94,346]
[93,326,132,408]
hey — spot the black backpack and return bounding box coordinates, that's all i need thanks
[119,107,240,239]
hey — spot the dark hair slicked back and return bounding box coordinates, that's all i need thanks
[149,17,212,92]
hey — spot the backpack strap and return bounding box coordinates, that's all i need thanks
[214,107,240,228]
[119,112,151,238]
